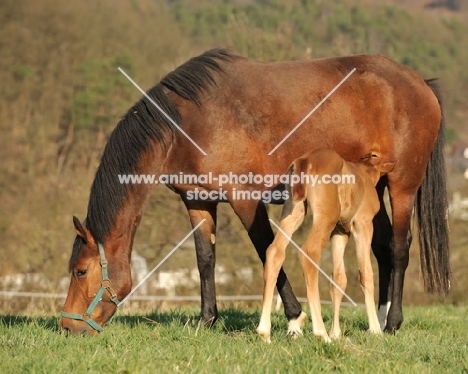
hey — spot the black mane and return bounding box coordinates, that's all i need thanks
[69,49,232,271]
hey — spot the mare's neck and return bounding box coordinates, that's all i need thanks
[103,146,165,262]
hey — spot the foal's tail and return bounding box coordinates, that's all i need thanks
[414,79,451,294]
[287,158,309,202]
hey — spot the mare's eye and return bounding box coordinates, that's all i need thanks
[76,269,87,277]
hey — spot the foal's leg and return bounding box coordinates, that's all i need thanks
[354,219,382,335]
[182,199,219,326]
[329,231,349,339]
[230,199,304,333]
[301,216,338,343]
[257,200,306,343]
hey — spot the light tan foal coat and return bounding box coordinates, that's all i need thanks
[257,149,395,343]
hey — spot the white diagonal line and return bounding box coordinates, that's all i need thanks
[268,68,356,155]
[118,67,207,156]
[269,219,357,306]
[118,219,206,307]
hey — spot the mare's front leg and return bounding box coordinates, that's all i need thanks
[182,198,218,326]
[329,231,349,339]
[229,198,305,335]
[257,200,307,343]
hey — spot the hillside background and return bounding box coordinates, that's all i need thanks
[1,0,467,311]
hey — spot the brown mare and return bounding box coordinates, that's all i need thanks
[257,149,395,343]
[61,49,450,335]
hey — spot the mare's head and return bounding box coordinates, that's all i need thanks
[60,49,231,335]
[60,217,132,335]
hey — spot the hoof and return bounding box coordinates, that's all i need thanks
[384,317,402,334]
[287,328,303,340]
[368,327,383,335]
[287,312,307,339]
[384,326,398,335]
[377,302,391,331]
[256,329,271,344]
[316,333,332,343]
[329,330,341,340]
[197,316,217,329]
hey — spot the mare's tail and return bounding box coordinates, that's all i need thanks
[414,79,451,294]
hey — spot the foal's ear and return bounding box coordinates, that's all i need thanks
[73,216,95,245]
[373,159,396,174]
[362,154,396,175]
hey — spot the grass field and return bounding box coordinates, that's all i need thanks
[0,304,467,373]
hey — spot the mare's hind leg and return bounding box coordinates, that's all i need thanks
[371,178,393,330]
[229,199,304,329]
[385,185,415,332]
[182,199,218,326]
[257,200,306,343]
[354,219,382,335]
[329,231,349,339]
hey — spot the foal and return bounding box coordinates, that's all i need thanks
[257,149,395,343]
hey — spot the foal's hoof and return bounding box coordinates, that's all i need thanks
[256,329,272,344]
[317,333,332,343]
[287,312,307,339]
[328,330,342,340]
[368,328,383,335]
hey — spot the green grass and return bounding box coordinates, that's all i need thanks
[1,305,467,373]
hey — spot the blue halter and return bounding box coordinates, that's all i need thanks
[61,243,120,332]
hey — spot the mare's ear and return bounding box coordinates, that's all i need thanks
[73,216,95,245]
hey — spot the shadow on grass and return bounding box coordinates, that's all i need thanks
[0,303,375,339]
[0,308,375,340]
[341,317,369,335]
[116,308,198,328]
[0,314,61,332]
[0,309,263,335]
[115,308,261,333]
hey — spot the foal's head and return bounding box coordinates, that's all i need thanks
[360,153,396,184]
[60,217,132,335]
